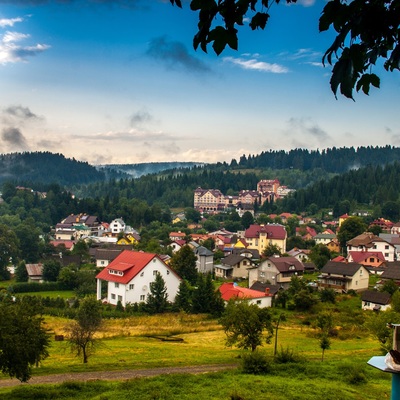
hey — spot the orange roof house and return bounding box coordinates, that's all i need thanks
[218,282,273,308]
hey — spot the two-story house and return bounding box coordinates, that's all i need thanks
[96,250,181,307]
[318,261,369,293]
[217,254,255,280]
[243,224,287,254]
[347,232,396,262]
[248,256,304,289]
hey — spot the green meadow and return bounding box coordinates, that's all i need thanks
[0,307,393,400]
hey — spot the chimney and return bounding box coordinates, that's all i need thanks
[265,287,270,295]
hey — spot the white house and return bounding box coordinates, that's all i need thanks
[361,290,391,311]
[96,250,181,307]
[109,218,126,235]
[347,232,396,262]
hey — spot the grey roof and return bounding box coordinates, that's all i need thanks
[361,290,391,305]
[320,261,363,277]
[250,282,281,295]
[95,248,123,261]
[221,254,249,267]
[231,248,260,259]
[195,246,214,257]
[380,263,400,280]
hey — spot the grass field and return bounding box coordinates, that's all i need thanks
[0,310,393,399]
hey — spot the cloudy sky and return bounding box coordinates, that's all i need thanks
[0,0,399,165]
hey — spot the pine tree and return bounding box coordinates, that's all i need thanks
[174,279,192,312]
[144,272,169,314]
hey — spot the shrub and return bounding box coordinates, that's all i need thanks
[340,362,368,385]
[241,351,272,375]
[275,346,300,364]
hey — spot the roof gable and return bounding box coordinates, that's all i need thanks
[96,250,165,284]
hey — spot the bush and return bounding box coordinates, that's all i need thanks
[275,346,300,364]
[241,351,272,375]
[340,362,368,385]
[10,282,63,293]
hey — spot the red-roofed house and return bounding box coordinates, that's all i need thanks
[347,251,386,268]
[218,282,273,308]
[244,224,287,254]
[96,250,181,307]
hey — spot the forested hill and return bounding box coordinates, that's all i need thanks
[280,162,400,217]
[99,162,203,178]
[0,152,107,186]
[234,145,400,173]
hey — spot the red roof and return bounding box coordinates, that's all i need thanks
[96,250,163,284]
[219,282,272,301]
[349,251,385,263]
[245,224,286,240]
[331,255,346,262]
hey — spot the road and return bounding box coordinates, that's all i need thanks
[0,364,238,388]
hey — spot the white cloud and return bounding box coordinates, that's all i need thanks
[0,30,50,64]
[223,56,289,74]
[3,31,29,43]
[0,17,23,28]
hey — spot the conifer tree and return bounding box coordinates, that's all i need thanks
[144,272,169,314]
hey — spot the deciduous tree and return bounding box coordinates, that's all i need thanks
[0,301,50,382]
[170,0,400,99]
[66,297,103,364]
[220,301,273,352]
[169,245,198,285]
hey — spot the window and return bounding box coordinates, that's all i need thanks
[140,272,144,277]
[256,300,261,305]
[360,269,363,276]
[385,253,389,257]
[365,301,370,306]
[260,272,265,278]
[140,295,145,301]
[129,284,134,290]
[167,270,170,275]
[118,295,122,302]
[111,294,116,300]
[385,245,389,249]
[115,283,119,288]
[369,258,374,262]
[153,270,158,276]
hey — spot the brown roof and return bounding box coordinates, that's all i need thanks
[320,261,363,277]
[221,254,251,267]
[380,263,400,280]
[361,290,391,305]
[267,256,304,272]
[26,263,43,277]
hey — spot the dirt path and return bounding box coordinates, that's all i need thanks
[0,364,238,388]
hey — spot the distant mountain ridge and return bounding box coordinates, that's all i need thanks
[99,162,204,179]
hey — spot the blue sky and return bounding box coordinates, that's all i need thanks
[0,0,399,165]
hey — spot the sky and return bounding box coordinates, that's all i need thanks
[0,0,399,165]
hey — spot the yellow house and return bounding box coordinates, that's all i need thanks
[244,224,287,254]
[117,233,140,246]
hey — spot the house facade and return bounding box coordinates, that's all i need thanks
[219,254,255,280]
[248,256,304,289]
[243,224,287,254]
[195,246,214,274]
[347,232,396,262]
[318,261,369,293]
[96,250,181,307]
